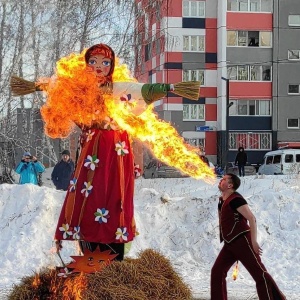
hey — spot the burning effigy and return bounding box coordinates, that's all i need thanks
[8,249,192,300]
[10,44,214,299]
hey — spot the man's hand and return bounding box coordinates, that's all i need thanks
[32,156,37,161]
[252,240,262,256]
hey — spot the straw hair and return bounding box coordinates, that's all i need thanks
[173,81,200,100]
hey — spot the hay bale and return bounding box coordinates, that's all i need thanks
[8,249,192,300]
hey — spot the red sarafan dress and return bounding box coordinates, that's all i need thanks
[54,122,135,244]
[53,81,171,245]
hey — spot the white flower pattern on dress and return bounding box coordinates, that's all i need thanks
[115,141,129,156]
[86,130,95,142]
[103,116,118,130]
[69,178,77,192]
[94,208,110,224]
[59,223,73,239]
[115,226,129,242]
[73,226,81,240]
[81,181,93,197]
[84,155,99,171]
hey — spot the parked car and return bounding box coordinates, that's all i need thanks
[225,162,256,176]
[143,159,215,179]
[143,160,188,179]
[258,149,300,175]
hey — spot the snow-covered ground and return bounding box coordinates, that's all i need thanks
[0,169,299,299]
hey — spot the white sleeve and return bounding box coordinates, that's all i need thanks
[113,82,148,115]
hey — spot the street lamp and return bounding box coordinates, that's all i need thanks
[221,77,233,169]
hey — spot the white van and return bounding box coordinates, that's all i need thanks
[258,149,300,175]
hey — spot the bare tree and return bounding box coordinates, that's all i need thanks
[0,0,136,180]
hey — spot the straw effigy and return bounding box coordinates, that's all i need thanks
[8,249,193,300]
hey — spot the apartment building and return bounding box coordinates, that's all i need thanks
[273,0,300,150]
[134,0,300,166]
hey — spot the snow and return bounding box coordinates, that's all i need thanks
[0,168,299,299]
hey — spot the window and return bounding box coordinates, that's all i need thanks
[228,65,272,82]
[156,39,161,55]
[183,35,205,51]
[287,119,299,129]
[228,66,237,80]
[238,101,248,115]
[183,1,205,17]
[288,50,300,60]
[238,0,248,11]
[229,100,271,116]
[227,0,272,12]
[227,0,238,11]
[288,85,300,94]
[261,0,272,12]
[183,104,205,120]
[183,70,204,85]
[145,13,149,39]
[250,66,261,81]
[250,0,260,11]
[262,66,271,81]
[273,155,281,164]
[229,132,272,150]
[227,30,272,47]
[288,15,300,27]
[285,154,294,163]
[260,31,272,47]
[227,31,237,46]
[258,100,271,115]
[238,31,247,46]
[296,154,300,162]
[266,156,273,164]
[137,45,142,65]
[184,138,205,147]
[238,65,248,80]
[248,31,259,46]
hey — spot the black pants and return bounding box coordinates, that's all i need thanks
[79,241,125,261]
[238,164,245,177]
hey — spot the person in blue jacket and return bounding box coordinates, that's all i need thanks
[51,149,74,191]
[15,152,45,185]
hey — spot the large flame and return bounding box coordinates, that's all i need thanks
[40,50,215,180]
[62,273,87,299]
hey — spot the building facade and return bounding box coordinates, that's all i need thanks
[134,0,300,166]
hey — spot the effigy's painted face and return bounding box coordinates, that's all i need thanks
[87,54,112,77]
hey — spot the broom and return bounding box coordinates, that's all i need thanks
[10,75,47,96]
[173,81,200,100]
[10,75,200,101]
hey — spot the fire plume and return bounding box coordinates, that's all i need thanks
[232,261,239,280]
[39,50,216,180]
[62,273,87,299]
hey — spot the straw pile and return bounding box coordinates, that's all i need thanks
[8,249,192,300]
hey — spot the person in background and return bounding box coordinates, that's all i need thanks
[211,173,286,300]
[235,146,247,177]
[51,150,75,191]
[15,151,45,185]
